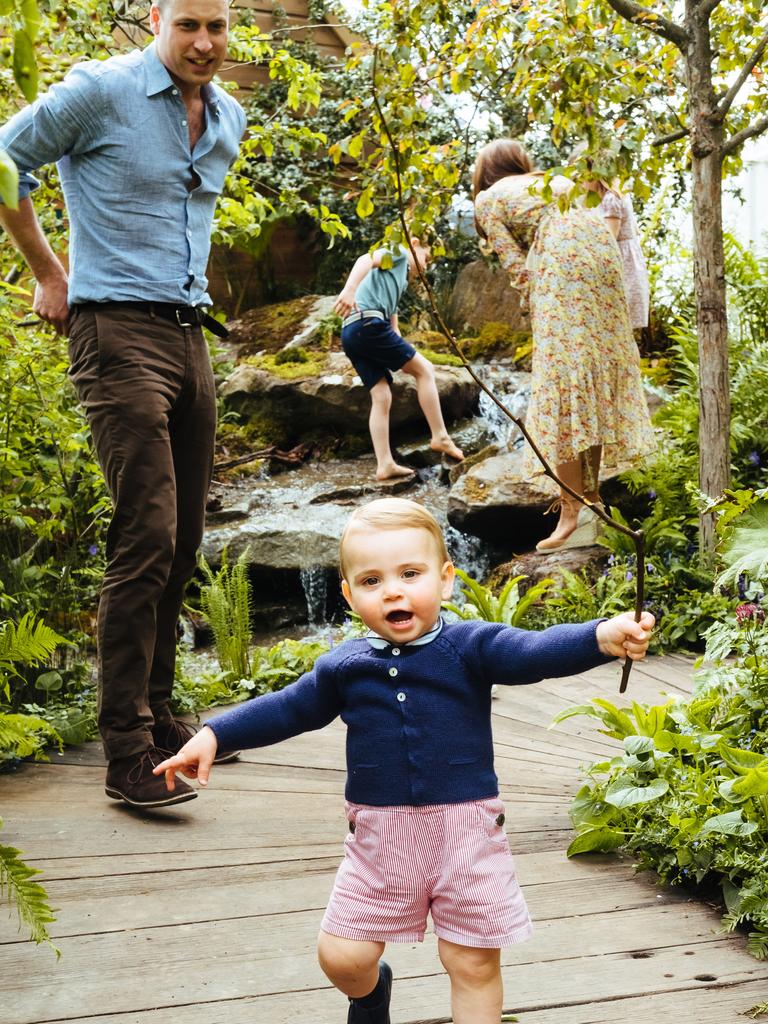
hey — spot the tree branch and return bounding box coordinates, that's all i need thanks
[698,0,725,18]
[652,126,690,146]
[722,114,768,155]
[716,26,768,120]
[605,0,688,48]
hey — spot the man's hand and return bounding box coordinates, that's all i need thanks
[596,611,654,661]
[333,287,357,318]
[33,270,70,336]
[152,724,218,791]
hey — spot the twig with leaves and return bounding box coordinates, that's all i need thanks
[369,47,645,692]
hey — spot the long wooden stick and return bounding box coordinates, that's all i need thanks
[370,47,644,693]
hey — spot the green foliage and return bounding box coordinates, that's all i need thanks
[251,638,329,695]
[0,712,61,765]
[0,612,66,700]
[197,552,254,680]
[0,815,59,955]
[556,492,768,957]
[443,568,553,627]
[274,346,309,365]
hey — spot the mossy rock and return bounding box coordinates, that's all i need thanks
[227,296,339,356]
[406,328,453,354]
[459,323,533,363]
[243,350,330,380]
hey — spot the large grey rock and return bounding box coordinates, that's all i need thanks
[447,260,529,335]
[487,546,608,592]
[448,447,627,548]
[224,295,337,356]
[220,352,479,434]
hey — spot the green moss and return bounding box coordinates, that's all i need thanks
[459,323,533,363]
[275,346,309,365]
[243,350,329,380]
[422,349,464,367]
[234,296,322,356]
[406,328,453,353]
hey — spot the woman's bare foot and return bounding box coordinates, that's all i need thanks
[376,463,415,482]
[430,436,464,462]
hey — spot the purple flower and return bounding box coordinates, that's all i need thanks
[748,451,761,467]
[646,562,655,575]
[88,544,99,556]
[735,602,765,625]
[648,489,657,499]
[738,573,749,599]
[626,570,634,581]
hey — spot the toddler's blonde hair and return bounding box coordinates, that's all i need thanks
[339,498,450,578]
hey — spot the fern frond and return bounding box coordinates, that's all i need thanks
[0,829,59,956]
[0,713,63,761]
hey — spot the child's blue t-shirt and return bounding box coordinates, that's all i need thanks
[354,246,409,318]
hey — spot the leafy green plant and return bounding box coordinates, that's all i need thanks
[0,612,66,701]
[0,712,61,766]
[197,551,254,680]
[1,816,59,956]
[554,489,768,958]
[443,568,553,627]
[251,638,329,695]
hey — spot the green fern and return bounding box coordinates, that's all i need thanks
[443,568,553,627]
[0,613,67,701]
[747,930,768,961]
[0,713,63,763]
[197,550,253,679]
[0,817,59,956]
[748,1001,768,1019]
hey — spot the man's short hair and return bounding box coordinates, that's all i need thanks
[339,498,450,578]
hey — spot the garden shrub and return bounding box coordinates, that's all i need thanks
[556,489,768,958]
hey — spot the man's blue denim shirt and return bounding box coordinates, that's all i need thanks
[0,43,246,306]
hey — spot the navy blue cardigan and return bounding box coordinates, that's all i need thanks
[206,618,612,806]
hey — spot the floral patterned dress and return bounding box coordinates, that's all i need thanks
[600,191,650,329]
[474,175,655,487]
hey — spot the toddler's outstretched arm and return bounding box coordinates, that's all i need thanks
[596,611,654,660]
[153,725,218,791]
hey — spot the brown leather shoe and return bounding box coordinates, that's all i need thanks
[105,747,197,807]
[153,716,240,765]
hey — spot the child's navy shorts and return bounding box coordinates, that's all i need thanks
[341,316,417,389]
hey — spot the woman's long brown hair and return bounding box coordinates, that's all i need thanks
[473,139,537,238]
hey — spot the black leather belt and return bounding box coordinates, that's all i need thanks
[76,301,229,339]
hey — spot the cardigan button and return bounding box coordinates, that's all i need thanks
[397,692,406,702]
[389,667,398,677]
[392,648,400,655]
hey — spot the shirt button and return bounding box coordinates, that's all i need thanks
[172,88,179,96]
[397,692,406,702]
[392,648,400,656]
[389,667,398,677]
[182,119,188,126]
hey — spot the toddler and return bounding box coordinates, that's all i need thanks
[155,498,653,1024]
[333,242,464,480]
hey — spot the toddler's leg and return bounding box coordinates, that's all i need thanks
[368,378,414,481]
[399,354,463,462]
[317,932,392,1022]
[438,938,502,1024]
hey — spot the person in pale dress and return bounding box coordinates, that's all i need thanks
[473,139,655,552]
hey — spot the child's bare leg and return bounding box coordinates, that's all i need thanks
[369,378,414,481]
[400,353,464,462]
[317,931,385,997]
[438,939,503,1024]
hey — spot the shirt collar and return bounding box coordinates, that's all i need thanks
[365,617,444,650]
[142,42,220,112]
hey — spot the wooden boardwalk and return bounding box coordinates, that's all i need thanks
[2,654,767,1023]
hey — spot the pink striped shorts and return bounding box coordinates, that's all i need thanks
[321,797,533,948]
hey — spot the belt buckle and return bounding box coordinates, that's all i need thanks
[175,307,196,329]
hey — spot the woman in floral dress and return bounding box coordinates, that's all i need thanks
[473,139,655,552]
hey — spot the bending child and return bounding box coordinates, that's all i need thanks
[155,498,654,1024]
[333,241,464,481]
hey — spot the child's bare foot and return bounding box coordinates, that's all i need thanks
[430,436,464,462]
[376,463,415,481]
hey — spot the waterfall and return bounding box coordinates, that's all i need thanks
[477,366,530,449]
[299,566,328,624]
[445,525,490,582]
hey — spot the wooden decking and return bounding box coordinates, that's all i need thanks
[2,654,767,1023]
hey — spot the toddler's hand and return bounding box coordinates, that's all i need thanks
[596,611,654,661]
[152,725,218,791]
[333,288,356,318]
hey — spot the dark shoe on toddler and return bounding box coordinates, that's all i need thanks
[152,716,240,764]
[347,961,392,1024]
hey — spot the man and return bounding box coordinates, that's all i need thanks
[0,0,246,807]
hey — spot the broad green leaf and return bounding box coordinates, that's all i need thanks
[0,0,13,13]
[718,778,749,804]
[732,766,768,799]
[21,0,41,42]
[715,499,768,589]
[624,735,655,758]
[605,775,669,807]
[13,29,38,102]
[0,148,19,210]
[567,827,625,856]
[550,704,597,726]
[355,188,374,219]
[699,810,759,837]
[719,744,768,775]
[34,671,62,693]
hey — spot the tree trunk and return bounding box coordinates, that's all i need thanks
[686,4,729,555]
